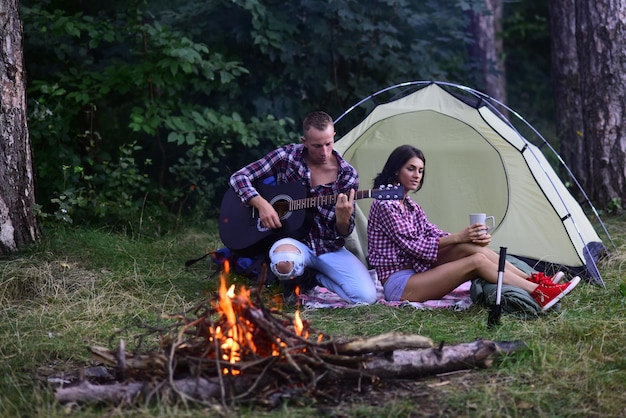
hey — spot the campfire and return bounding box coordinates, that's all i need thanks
[54,262,526,407]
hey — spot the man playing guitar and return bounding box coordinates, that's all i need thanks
[228,111,377,304]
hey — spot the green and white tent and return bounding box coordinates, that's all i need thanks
[334,81,611,286]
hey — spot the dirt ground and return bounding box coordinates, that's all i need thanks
[302,370,481,416]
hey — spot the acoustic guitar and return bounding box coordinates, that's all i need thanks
[219,182,404,255]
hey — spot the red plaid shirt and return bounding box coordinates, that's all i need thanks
[367,196,450,283]
[229,143,358,255]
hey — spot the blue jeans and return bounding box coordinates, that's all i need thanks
[269,238,377,304]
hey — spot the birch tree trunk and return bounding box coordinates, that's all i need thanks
[0,0,41,253]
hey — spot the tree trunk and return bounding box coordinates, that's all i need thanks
[548,0,589,195]
[575,0,626,210]
[469,0,507,105]
[551,0,626,210]
[0,0,41,253]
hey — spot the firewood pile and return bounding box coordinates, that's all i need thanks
[54,269,526,408]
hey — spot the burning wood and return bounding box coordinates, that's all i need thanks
[54,266,526,407]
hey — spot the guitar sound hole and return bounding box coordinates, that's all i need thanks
[274,201,290,219]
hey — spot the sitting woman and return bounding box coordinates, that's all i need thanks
[367,144,580,311]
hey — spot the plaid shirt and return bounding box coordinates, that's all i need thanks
[367,196,450,283]
[229,143,359,255]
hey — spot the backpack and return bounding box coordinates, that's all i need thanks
[469,255,549,318]
[185,247,277,285]
[188,177,282,285]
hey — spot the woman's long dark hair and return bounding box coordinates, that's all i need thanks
[372,145,426,191]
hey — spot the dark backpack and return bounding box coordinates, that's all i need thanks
[185,247,277,285]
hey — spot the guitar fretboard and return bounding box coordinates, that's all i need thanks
[288,189,401,210]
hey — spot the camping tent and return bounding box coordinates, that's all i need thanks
[334,81,611,286]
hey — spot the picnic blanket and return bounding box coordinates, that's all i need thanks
[299,269,473,310]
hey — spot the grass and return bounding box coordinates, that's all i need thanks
[1,217,626,417]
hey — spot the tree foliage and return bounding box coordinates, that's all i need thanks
[19,0,554,231]
[22,0,295,229]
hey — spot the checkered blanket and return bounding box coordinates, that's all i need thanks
[299,270,473,310]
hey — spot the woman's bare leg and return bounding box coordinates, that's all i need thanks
[400,257,478,302]
[401,252,538,302]
[438,243,529,280]
[481,249,530,280]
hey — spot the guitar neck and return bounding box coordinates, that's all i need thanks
[289,190,375,210]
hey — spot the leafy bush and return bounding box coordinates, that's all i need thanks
[22,1,295,231]
[21,0,555,231]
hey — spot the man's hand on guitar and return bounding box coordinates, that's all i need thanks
[219,183,403,252]
[250,195,282,229]
[335,189,355,236]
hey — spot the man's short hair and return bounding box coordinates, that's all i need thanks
[303,111,333,134]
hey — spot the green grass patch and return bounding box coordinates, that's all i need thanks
[1,218,626,417]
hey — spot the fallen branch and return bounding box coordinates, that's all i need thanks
[55,338,525,404]
[55,376,241,404]
[361,339,527,379]
[334,331,433,355]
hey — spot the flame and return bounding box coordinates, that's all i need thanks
[209,266,316,375]
[215,277,241,373]
[294,310,304,337]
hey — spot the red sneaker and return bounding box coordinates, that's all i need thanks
[528,271,565,286]
[531,276,581,311]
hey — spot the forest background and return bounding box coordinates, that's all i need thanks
[2,1,626,416]
[19,0,567,235]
